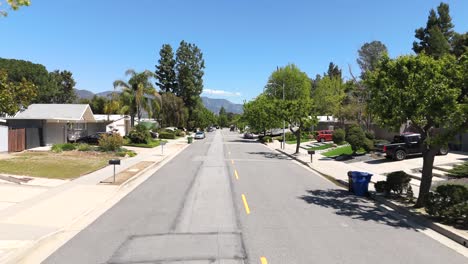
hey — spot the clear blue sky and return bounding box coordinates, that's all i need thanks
[1,0,467,104]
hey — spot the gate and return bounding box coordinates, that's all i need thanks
[8,128,25,152]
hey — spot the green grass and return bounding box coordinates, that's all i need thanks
[307,143,333,151]
[285,138,312,144]
[124,139,165,148]
[0,151,115,179]
[322,145,366,157]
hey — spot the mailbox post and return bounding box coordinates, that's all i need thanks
[108,159,121,183]
[307,150,315,163]
[161,141,167,154]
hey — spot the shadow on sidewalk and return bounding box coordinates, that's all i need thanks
[298,189,420,230]
[229,139,261,144]
[247,151,291,160]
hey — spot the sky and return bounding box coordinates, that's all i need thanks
[1,0,467,104]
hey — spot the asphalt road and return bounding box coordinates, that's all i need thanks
[44,129,467,264]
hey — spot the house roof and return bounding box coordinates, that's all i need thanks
[9,104,95,121]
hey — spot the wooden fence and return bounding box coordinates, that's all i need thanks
[8,128,25,152]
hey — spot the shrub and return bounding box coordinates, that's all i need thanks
[138,121,156,131]
[448,162,468,178]
[365,131,375,140]
[332,129,345,144]
[175,130,186,137]
[345,125,367,153]
[128,124,151,144]
[374,181,387,193]
[159,132,176,139]
[363,138,375,152]
[426,184,468,226]
[98,133,124,152]
[285,132,296,141]
[51,143,76,153]
[260,136,272,143]
[385,171,411,195]
[77,143,92,151]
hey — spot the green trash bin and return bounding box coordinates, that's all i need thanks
[188,136,193,144]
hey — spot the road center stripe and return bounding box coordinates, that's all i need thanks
[231,159,234,165]
[234,169,239,180]
[241,194,251,215]
[260,257,268,264]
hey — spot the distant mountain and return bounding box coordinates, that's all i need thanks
[74,89,243,114]
[74,89,95,100]
[201,97,243,114]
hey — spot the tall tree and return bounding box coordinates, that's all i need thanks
[357,41,388,78]
[160,92,188,128]
[365,53,468,207]
[218,106,228,128]
[326,62,342,79]
[264,64,316,153]
[48,70,77,103]
[242,94,281,136]
[1,0,30,16]
[0,70,36,115]
[175,40,205,125]
[113,69,158,127]
[155,44,177,93]
[312,75,345,117]
[413,2,454,58]
[452,32,468,58]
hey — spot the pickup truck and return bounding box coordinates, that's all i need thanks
[376,133,448,161]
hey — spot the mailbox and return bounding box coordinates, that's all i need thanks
[307,150,315,155]
[109,159,121,165]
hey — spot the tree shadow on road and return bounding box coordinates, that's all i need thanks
[298,189,420,230]
[247,152,292,160]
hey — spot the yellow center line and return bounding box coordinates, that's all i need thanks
[231,159,234,165]
[234,169,239,180]
[241,194,251,215]
[260,257,268,264]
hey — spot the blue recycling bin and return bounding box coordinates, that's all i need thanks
[350,171,373,196]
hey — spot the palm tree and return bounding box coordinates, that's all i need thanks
[113,69,161,127]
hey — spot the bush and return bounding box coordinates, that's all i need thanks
[426,184,468,227]
[128,124,151,144]
[51,143,76,153]
[375,181,387,193]
[175,130,186,137]
[159,132,176,139]
[345,125,367,153]
[448,162,468,178]
[385,171,411,195]
[363,138,375,152]
[365,131,375,140]
[260,136,272,143]
[284,132,296,141]
[77,143,92,151]
[98,133,124,152]
[332,129,345,144]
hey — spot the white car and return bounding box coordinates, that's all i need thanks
[194,131,205,139]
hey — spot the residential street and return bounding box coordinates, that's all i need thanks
[43,129,468,264]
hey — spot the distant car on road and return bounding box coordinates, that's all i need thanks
[207,127,215,132]
[194,131,206,139]
[244,132,254,139]
[315,130,334,142]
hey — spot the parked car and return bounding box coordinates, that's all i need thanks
[76,132,108,144]
[315,130,334,142]
[375,133,448,161]
[244,132,254,139]
[194,131,205,139]
[207,127,215,132]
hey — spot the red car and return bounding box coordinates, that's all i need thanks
[315,130,334,142]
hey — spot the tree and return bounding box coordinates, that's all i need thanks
[113,69,158,127]
[264,64,316,153]
[48,70,77,103]
[192,103,216,129]
[242,94,281,136]
[326,62,342,79]
[365,53,468,207]
[357,41,388,78]
[0,70,36,115]
[218,106,228,127]
[175,41,205,125]
[160,92,188,128]
[1,0,30,17]
[413,2,454,58]
[312,75,345,117]
[155,44,177,93]
[452,32,468,58]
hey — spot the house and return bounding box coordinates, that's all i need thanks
[6,104,111,151]
[93,114,131,136]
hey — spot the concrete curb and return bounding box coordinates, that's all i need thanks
[274,147,468,249]
[6,142,192,264]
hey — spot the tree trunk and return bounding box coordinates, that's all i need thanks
[295,127,301,154]
[415,148,438,208]
[130,115,135,128]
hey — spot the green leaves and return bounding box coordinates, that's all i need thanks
[1,0,30,17]
[0,70,36,115]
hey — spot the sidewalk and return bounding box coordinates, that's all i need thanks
[0,137,189,263]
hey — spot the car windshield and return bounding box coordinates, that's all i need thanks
[196,132,203,135]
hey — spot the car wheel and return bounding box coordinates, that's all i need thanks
[394,150,406,161]
[320,138,325,143]
[438,146,448,155]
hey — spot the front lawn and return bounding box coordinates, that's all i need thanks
[124,139,166,148]
[285,138,312,144]
[0,151,116,179]
[322,145,366,157]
